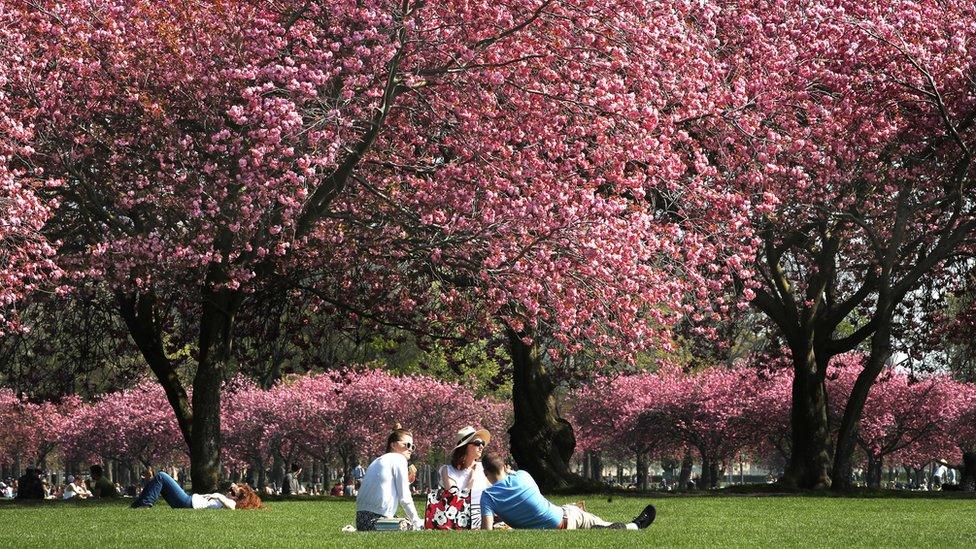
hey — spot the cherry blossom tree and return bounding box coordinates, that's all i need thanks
[653,367,772,488]
[571,372,679,489]
[297,369,507,468]
[572,366,773,489]
[0,389,33,467]
[828,366,961,488]
[747,365,794,470]
[221,377,306,489]
[686,0,976,488]
[60,381,187,468]
[221,369,509,486]
[8,0,756,491]
[0,389,77,468]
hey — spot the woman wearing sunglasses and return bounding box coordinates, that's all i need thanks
[355,423,424,531]
[431,426,491,529]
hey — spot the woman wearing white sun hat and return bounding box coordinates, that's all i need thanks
[437,426,491,528]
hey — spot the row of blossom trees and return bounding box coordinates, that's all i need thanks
[0,369,509,487]
[571,355,976,489]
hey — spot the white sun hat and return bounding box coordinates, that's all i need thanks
[453,426,491,450]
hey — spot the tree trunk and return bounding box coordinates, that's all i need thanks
[960,451,976,491]
[590,452,603,482]
[678,451,693,490]
[255,458,267,492]
[117,276,241,495]
[636,452,649,491]
[832,319,892,490]
[189,282,240,493]
[700,455,714,489]
[714,461,723,488]
[865,455,882,489]
[700,456,710,489]
[117,291,195,445]
[782,348,832,489]
[506,328,578,491]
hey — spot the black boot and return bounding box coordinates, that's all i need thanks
[633,504,656,529]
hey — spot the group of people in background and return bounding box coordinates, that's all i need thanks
[1,465,122,500]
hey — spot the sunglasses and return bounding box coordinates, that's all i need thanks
[401,441,415,450]
[470,440,486,448]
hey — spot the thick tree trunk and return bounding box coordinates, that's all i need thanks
[254,458,267,492]
[699,459,721,489]
[782,348,832,489]
[189,282,240,493]
[117,278,241,494]
[507,329,578,491]
[189,364,222,492]
[832,320,892,490]
[961,451,976,491]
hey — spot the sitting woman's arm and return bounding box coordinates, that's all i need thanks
[440,465,455,489]
[396,460,423,529]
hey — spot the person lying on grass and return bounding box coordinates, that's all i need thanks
[479,452,655,531]
[130,471,263,509]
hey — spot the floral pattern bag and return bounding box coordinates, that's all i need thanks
[424,485,473,529]
[425,466,478,530]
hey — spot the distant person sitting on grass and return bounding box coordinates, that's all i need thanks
[344,477,357,497]
[15,468,44,500]
[130,472,262,510]
[89,465,119,498]
[331,481,344,496]
[282,463,303,496]
[63,475,90,500]
[479,453,655,531]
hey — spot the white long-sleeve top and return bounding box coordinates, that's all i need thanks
[192,492,236,509]
[355,452,422,528]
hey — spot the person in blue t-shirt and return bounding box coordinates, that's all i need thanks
[479,453,655,530]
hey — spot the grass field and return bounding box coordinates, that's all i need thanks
[2,493,976,548]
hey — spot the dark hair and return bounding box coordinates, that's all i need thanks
[290,463,302,473]
[482,453,507,478]
[89,464,104,478]
[450,445,469,469]
[385,422,413,452]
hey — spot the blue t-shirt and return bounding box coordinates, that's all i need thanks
[480,470,563,529]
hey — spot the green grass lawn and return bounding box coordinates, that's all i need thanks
[2,493,975,548]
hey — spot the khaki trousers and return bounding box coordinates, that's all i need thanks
[561,504,613,529]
